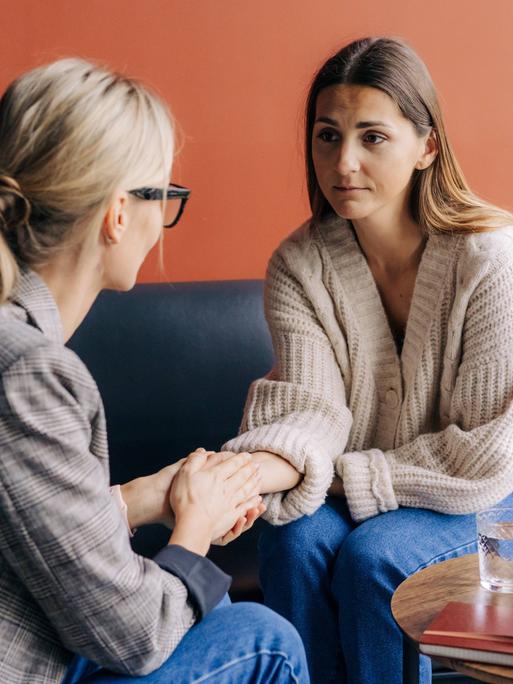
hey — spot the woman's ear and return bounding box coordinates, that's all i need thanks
[101,192,129,246]
[416,129,438,170]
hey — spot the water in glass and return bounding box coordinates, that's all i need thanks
[477,509,513,593]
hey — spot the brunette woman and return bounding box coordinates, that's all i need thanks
[225,37,513,683]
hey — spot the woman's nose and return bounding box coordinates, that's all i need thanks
[336,141,360,176]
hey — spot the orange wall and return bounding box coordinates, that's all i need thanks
[2,0,513,282]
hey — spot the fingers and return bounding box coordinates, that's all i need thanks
[201,450,235,468]
[244,506,260,528]
[189,449,245,472]
[242,503,266,530]
[183,448,213,473]
[209,450,238,462]
[231,517,247,537]
[233,495,262,520]
[188,448,215,459]
[222,500,266,544]
[226,461,261,504]
[160,457,187,476]
[213,499,266,546]
[212,517,246,546]
[212,452,253,480]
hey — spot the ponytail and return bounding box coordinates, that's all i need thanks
[0,175,29,303]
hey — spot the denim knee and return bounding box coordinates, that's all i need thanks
[233,603,301,642]
[259,501,352,567]
[230,603,308,673]
[333,523,405,601]
[260,517,315,562]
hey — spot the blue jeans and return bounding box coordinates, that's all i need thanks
[259,494,513,684]
[62,597,309,683]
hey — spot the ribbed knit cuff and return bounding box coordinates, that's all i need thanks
[224,423,334,526]
[336,449,398,522]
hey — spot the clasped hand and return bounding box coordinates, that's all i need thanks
[170,448,266,546]
[121,448,265,549]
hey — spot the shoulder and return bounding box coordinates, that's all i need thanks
[269,216,350,275]
[0,315,100,417]
[272,219,314,261]
[453,226,513,282]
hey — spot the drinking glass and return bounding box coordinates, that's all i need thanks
[477,507,513,593]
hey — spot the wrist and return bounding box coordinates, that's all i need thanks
[149,469,175,527]
[170,513,213,556]
[250,451,302,493]
[121,475,161,529]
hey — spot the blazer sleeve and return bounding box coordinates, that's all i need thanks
[336,256,513,522]
[0,344,196,677]
[224,248,353,524]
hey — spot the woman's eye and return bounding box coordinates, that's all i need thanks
[316,128,339,143]
[363,132,386,145]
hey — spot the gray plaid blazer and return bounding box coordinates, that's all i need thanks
[0,270,196,684]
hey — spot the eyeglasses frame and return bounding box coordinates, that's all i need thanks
[128,183,191,228]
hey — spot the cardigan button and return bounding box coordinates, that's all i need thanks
[385,389,399,408]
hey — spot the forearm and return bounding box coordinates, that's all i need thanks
[250,450,302,493]
[120,472,170,529]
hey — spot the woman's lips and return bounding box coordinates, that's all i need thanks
[333,186,367,192]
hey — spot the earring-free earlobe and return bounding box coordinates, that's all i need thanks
[416,156,435,171]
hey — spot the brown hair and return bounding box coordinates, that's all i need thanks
[0,58,174,304]
[305,37,512,233]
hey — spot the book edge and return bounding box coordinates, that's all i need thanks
[420,643,513,667]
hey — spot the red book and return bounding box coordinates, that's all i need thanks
[420,601,513,667]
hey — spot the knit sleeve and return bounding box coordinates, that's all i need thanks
[223,249,353,525]
[337,257,513,522]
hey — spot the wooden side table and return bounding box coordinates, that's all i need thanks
[391,554,513,684]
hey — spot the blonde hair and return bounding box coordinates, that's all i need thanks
[306,37,513,234]
[0,58,174,303]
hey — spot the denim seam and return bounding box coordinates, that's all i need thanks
[191,649,300,684]
[412,539,477,574]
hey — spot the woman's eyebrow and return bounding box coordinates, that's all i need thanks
[355,120,393,129]
[314,116,339,125]
[314,116,393,129]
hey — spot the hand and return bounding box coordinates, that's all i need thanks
[212,501,266,545]
[203,451,268,545]
[170,448,262,543]
[147,457,190,527]
[209,450,302,495]
[121,457,188,530]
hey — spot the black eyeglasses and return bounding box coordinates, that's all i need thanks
[128,183,191,228]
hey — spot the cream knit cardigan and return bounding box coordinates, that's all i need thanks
[224,217,513,525]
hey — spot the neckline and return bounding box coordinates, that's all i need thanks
[315,217,460,384]
[9,268,64,344]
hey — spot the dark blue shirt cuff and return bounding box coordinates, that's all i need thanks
[153,545,231,619]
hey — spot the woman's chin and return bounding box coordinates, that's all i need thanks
[328,198,372,222]
[333,207,369,221]
[104,273,138,293]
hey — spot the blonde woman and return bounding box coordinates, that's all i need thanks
[0,59,309,684]
[223,37,513,683]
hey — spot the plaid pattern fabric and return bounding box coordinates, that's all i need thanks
[0,270,195,683]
